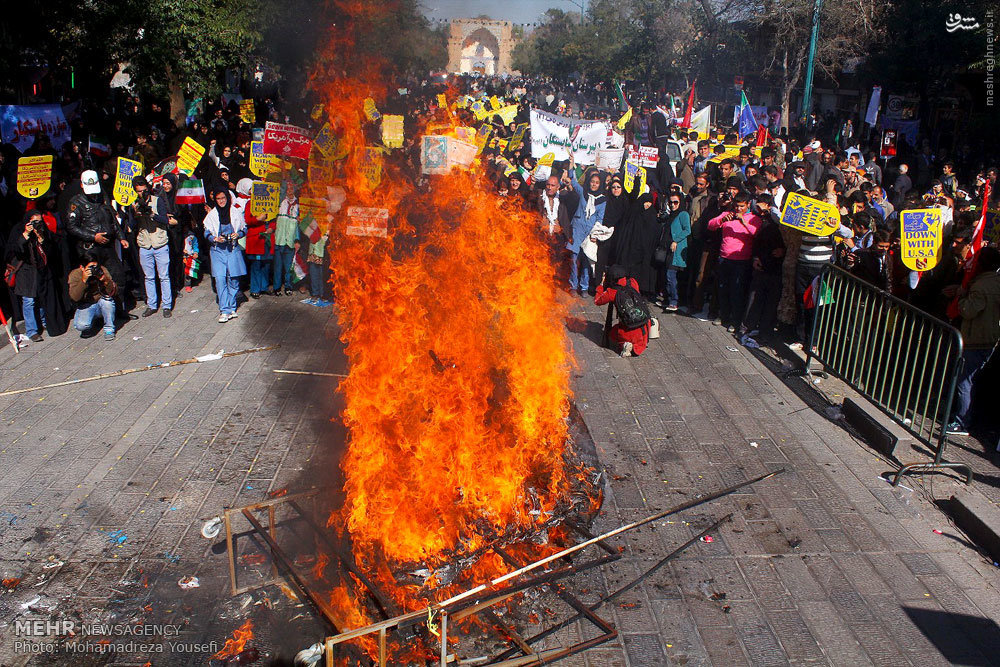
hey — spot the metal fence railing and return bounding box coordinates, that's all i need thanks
[804,263,972,486]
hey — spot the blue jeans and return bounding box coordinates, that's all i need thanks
[139,244,172,310]
[308,261,326,298]
[569,250,591,292]
[954,348,992,428]
[249,257,272,293]
[664,267,680,308]
[217,275,240,314]
[21,296,47,337]
[273,246,294,290]
[73,298,116,334]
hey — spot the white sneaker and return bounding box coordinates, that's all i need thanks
[620,342,633,357]
[228,311,238,319]
[218,313,230,323]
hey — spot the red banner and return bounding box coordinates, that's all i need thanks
[263,121,312,160]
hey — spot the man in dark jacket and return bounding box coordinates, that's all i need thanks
[849,229,892,290]
[891,164,913,209]
[686,174,721,317]
[740,195,785,345]
[66,170,132,317]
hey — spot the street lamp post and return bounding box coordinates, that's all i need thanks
[800,0,824,126]
[561,0,586,24]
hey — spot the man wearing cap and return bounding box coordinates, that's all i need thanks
[67,171,129,293]
[129,176,172,318]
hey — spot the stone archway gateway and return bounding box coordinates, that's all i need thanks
[446,19,515,75]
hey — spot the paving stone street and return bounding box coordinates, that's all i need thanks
[0,285,998,666]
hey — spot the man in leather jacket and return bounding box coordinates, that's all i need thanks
[66,170,131,314]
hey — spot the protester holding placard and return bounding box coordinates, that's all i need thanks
[129,176,172,318]
[244,182,276,298]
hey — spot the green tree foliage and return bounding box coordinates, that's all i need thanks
[512,9,579,80]
[1,0,445,114]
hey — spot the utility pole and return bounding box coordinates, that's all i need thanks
[800,0,823,126]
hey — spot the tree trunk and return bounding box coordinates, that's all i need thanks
[166,65,187,129]
[778,47,804,134]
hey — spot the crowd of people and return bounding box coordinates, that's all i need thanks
[1,72,997,438]
[438,76,999,439]
[0,94,332,343]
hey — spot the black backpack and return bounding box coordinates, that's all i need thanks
[614,280,650,330]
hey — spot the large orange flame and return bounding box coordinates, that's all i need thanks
[306,0,577,639]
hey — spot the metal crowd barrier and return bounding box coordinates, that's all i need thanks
[804,263,972,486]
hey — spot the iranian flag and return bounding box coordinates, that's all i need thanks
[946,179,992,319]
[298,214,322,243]
[176,179,206,205]
[291,250,308,283]
[89,135,110,158]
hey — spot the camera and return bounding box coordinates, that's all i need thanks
[86,265,101,281]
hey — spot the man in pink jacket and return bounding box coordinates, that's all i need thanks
[707,192,763,331]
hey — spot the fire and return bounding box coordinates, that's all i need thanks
[213,619,253,660]
[301,0,582,656]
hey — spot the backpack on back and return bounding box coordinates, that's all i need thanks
[614,280,650,330]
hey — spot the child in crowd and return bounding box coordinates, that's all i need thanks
[182,223,200,292]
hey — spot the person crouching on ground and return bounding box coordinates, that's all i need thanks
[68,251,117,341]
[595,265,651,357]
[203,188,247,323]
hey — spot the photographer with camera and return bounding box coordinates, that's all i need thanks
[129,176,172,318]
[68,251,118,340]
[5,210,69,341]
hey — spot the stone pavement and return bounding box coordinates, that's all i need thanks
[557,297,1000,667]
[0,282,998,665]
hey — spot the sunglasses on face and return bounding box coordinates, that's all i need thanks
[669,200,681,206]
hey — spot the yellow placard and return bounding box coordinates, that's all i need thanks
[177,137,206,175]
[475,125,492,156]
[899,208,944,271]
[489,96,501,111]
[312,123,338,157]
[239,99,255,124]
[113,157,143,207]
[16,155,53,199]
[382,115,404,149]
[624,159,640,193]
[780,192,841,236]
[299,197,328,233]
[363,97,380,122]
[359,147,383,191]
[250,181,280,221]
[471,100,488,121]
[494,104,518,125]
[508,123,528,152]
[708,144,742,164]
[437,93,447,109]
[537,152,555,167]
[249,141,269,177]
[308,151,335,185]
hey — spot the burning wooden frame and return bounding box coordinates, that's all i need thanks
[217,470,783,665]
